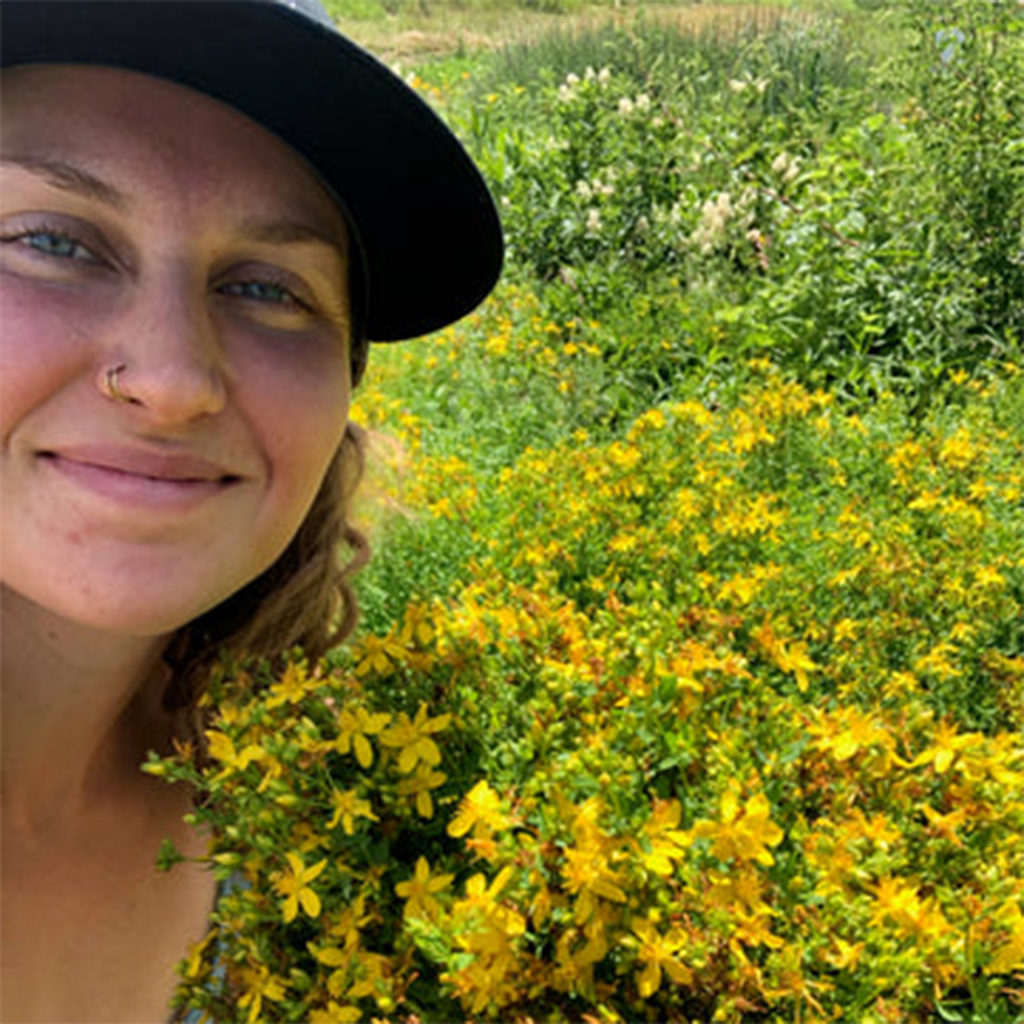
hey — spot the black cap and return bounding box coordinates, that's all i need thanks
[1,0,504,342]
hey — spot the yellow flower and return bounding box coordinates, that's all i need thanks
[380,702,451,773]
[398,600,436,647]
[628,917,692,997]
[353,631,408,676]
[395,856,454,919]
[939,428,978,470]
[334,705,391,768]
[692,785,783,866]
[327,788,377,835]
[309,1004,361,1024]
[871,876,952,940]
[772,638,819,692]
[974,564,1006,588]
[205,730,264,774]
[640,798,689,875]
[273,852,328,923]
[822,937,865,971]
[396,763,447,819]
[237,964,287,1023]
[448,779,509,839]
[910,719,977,774]
[562,843,628,907]
[454,866,525,945]
[809,706,891,762]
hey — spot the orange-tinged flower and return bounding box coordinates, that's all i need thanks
[265,659,312,708]
[986,903,1024,975]
[692,786,784,866]
[922,804,968,846]
[448,780,509,839]
[822,937,865,971]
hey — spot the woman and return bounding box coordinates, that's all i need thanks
[0,2,502,1020]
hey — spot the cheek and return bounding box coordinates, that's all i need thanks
[0,282,96,436]
[233,339,352,527]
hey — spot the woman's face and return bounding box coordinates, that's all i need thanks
[0,65,353,637]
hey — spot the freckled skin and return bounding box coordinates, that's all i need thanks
[0,64,355,1022]
[0,65,353,638]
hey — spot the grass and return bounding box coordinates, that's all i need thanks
[325,0,851,62]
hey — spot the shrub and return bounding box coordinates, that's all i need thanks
[154,365,1024,1023]
[438,8,1020,403]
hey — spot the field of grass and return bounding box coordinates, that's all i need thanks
[157,3,1024,1021]
[325,1,826,63]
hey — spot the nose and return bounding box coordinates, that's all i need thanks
[102,270,228,425]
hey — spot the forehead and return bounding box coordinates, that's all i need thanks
[0,64,347,238]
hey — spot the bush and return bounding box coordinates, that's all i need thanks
[438,8,1020,404]
[155,365,1024,1023]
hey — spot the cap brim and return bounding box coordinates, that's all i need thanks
[1,0,503,341]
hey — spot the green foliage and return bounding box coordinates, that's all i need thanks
[436,7,1021,404]
[893,0,1024,349]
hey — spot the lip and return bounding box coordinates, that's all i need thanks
[39,444,243,511]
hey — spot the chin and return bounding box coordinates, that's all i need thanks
[3,562,265,643]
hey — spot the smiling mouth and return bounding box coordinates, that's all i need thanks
[39,449,243,510]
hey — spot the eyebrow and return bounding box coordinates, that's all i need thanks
[1,154,348,262]
[0,155,129,210]
[238,217,348,263]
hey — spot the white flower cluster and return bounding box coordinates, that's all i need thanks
[557,65,613,103]
[728,74,770,95]
[617,93,652,118]
[691,192,733,254]
[771,151,802,184]
[652,198,686,232]
[575,176,617,201]
[690,187,758,255]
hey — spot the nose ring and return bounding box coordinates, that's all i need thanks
[104,363,133,404]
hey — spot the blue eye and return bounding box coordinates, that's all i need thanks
[15,229,93,261]
[220,279,303,306]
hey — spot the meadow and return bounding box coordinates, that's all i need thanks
[153,2,1024,1020]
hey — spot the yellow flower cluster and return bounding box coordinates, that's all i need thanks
[154,358,1023,1022]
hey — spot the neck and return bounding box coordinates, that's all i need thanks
[1,586,175,831]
